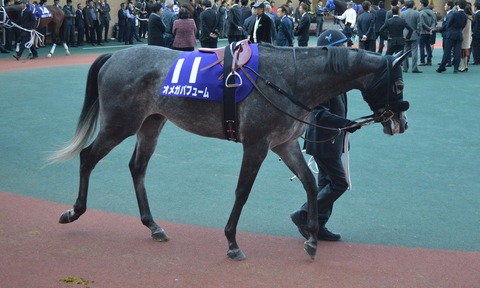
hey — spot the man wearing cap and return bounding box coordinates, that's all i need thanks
[249,2,271,43]
[335,1,356,47]
[13,0,39,60]
[290,29,360,242]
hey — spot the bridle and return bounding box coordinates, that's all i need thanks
[238,52,398,141]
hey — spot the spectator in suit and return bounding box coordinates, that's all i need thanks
[117,3,127,42]
[437,0,468,73]
[217,0,227,38]
[374,1,387,54]
[356,1,376,52]
[438,1,455,67]
[98,0,111,42]
[84,0,103,46]
[264,3,277,43]
[378,6,413,55]
[315,0,326,37]
[199,0,219,48]
[162,0,177,48]
[249,2,272,44]
[294,2,310,46]
[290,30,361,242]
[63,0,77,47]
[400,0,422,73]
[276,4,294,46]
[12,0,38,60]
[471,1,480,65]
[418,0,436,66]
[147,2,166,46]
[76,3,86,46]
[227,0,244,43]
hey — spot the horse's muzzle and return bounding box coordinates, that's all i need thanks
[382,111,408,135]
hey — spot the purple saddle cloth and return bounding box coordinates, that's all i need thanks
[161,44,259,102]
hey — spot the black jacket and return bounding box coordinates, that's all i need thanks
[199,8,218,42]
[304,94,349,158]
[249,13,272,43]
[379,15,413,45]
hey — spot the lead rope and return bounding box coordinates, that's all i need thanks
[343,131,352,190]
[1,9,44,49]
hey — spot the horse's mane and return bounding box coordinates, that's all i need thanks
[324,46,365,74]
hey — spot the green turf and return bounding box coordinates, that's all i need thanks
[1,42,479,253]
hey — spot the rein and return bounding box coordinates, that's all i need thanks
[240,64,393,136]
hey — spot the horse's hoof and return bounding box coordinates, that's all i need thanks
[59,209,75,224]
[304,240,317,261]
[227,248,246,261]
[47,53,52,58]
[66,52,70,56]
[152,228,169,242]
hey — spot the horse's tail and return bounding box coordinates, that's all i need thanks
[46,53,112,165]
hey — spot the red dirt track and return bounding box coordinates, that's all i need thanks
[1,192,479,288]
[0,54,100,72]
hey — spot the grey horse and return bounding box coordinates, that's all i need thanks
[48,44,409,261]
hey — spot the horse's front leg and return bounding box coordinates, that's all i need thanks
[272,140,318,260]
[225,141,269,261]
[128,116,169,242]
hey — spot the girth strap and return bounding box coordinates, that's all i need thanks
[223,42,239,142]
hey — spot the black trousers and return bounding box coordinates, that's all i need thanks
[89,20,102,44]
[17,31,38,58]
[300,156,349,226]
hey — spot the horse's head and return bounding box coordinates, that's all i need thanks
[361,52,410,136]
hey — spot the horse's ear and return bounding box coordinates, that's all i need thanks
[392,50,411,70]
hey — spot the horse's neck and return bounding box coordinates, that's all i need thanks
[296,48,384,108]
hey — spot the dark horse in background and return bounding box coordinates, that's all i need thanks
[48,44,409,261]
[3,4,69,57]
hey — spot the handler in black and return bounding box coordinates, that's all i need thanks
[290,30,360,241]
[13,0,39,60]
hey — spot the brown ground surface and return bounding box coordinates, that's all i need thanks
[1,191,479,288]
[0,54,100,72]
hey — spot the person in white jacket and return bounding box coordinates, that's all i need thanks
[335,1,357,46]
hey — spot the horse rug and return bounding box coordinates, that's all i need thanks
[161,44,259,102]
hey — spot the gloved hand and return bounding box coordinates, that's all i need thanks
[344,121,361,133]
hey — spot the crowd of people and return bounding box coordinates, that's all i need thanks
[333,0,480,73]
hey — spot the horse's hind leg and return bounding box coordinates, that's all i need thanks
[225,141,269,260]
[59,128,133,224]
[272,140,318,260]
[129,115,169,242]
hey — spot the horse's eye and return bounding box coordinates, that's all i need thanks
[394,80,404,94]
